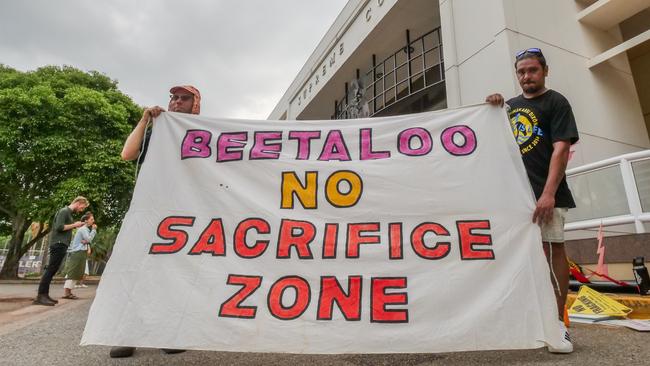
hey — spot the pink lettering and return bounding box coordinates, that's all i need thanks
[181,130,212,159]
[217,132,248,162]
[318,130,351,161]
[360,128,390,160]
[288,131,321,160]
[250,131,282,160]
[441,125,477,156]
[397,128,432,156]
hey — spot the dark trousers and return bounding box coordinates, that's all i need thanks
[37,243,68,295]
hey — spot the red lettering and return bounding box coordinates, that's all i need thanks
[322,223,339,258]
[219,275,262,318]
[371,277,408,323]
[346,222,380,258]
[317,276,362,320]
[277,219,316,258]
[389,223,403,259]
[457,220,494,260]
[188,219,225,256]
[149,216,195,254]
[234,218,270,258]
[268,276,311,320]
[410,223,451,259]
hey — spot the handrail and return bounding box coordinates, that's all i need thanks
[566,149,650,176]
[565,149,650,233]
[334,27,444,119]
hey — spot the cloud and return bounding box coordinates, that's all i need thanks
[0,0,347,119]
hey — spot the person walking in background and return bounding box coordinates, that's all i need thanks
[33,196,89,306]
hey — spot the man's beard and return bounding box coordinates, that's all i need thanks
[523,83,541,94]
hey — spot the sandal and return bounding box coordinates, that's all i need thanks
[62,294,79,300]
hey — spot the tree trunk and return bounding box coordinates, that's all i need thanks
[0,215,30,279]
[21,223,50,273]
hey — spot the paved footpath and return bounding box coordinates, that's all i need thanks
[1,283,649,366]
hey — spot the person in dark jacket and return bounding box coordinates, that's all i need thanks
[33,196,89,306]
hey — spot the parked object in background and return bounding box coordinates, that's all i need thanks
[633,257,650,295]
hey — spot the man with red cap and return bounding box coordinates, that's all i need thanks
[112,85,200,358]
[121,85,201,162]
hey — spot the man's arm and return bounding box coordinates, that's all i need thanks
[532,140,571,224]
[53,210,83,232]
[121,106,165,161]
[63,222,84,231]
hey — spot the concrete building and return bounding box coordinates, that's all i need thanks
[270,0,650,281]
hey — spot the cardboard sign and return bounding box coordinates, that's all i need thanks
[569,286,632,318]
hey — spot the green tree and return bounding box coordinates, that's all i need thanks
[0,65,142,278]
[0,235,9,250]
[87,225,119,273]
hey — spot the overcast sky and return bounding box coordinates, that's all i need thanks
[0,1,348,119]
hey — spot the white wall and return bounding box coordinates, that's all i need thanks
[440,0,650,167]
[440,0,516,108]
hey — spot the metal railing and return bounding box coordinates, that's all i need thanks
[565,150,650,233]
[334,27,445,119]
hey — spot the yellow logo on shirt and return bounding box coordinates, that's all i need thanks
[509,107,543,154]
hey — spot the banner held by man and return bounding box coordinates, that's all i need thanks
[81,104,563,353]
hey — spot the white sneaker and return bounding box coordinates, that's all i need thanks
[80,284,88,288]
[548,322,573,354]
[74,285,82,288]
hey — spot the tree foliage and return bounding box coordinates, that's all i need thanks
[0,65,142,278]
[88,226,119,269]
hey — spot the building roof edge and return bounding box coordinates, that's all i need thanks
[268,0,369,119]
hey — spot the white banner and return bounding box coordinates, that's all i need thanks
[82,105,563,353]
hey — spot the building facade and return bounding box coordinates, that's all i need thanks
[270,0,650,279]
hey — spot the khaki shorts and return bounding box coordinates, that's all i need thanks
[540,208,568,243]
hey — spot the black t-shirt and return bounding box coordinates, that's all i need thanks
[506,89,579,208]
